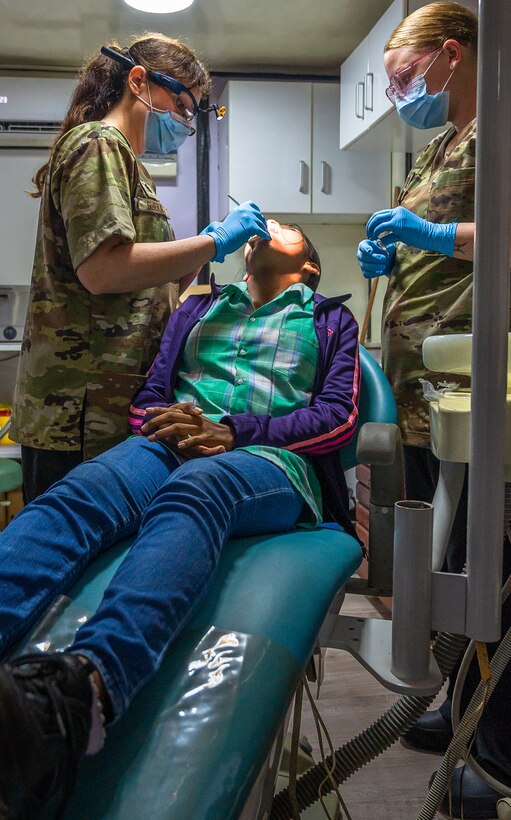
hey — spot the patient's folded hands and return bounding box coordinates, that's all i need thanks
[141,402,234,458]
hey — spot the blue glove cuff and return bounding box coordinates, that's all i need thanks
[199,224,225,263]
[436,222,458,257]
[212,247,225,264]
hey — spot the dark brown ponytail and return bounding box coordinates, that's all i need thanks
[30,32,211,197]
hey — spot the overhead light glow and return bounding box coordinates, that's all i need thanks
[123,0,195,12]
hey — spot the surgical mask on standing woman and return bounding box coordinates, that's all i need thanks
[395,51,454,130]
[144,111,192,154]
[137,85,194,154]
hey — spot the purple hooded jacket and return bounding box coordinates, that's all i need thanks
[129,279,361,540]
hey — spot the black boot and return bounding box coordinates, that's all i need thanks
[430,765,502,819]
[403,707,454,752]
[0,652,93,819]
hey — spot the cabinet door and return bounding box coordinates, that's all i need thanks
[339,38,369,149]
[339,0,406,149]
[366,0,405,127]
[220,81,312,214]
[313,84,390,215]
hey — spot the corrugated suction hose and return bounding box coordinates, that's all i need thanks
[417,625,511,819]
[270,629,467,820]
[416,571,511,819]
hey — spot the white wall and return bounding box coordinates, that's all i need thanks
[155,134,197,240]
[0,150,43,286]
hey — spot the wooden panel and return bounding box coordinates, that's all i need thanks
[355,522,393,611]
[355,501,369,530]
[356,480,370,509]
[356,522,368,548]
[355,463,370,486]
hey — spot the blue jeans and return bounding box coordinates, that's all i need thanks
[0,437,303,718]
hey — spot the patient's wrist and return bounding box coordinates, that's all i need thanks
[219,417,236,449]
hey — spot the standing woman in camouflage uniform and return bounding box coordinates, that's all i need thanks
[357,4,511,817]
[11,34,270,501]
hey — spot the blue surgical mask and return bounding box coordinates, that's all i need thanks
[144,111,192,154]
[137,85,193,155]
[395,76,450,129]
[395,51,454,130]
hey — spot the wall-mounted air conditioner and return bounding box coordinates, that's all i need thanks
[0,76,177,176]
[0,76,76,148]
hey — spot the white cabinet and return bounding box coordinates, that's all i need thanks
[340,0,404,149]
[312,84,389,214]
[218,80,390,218]
[339,0,444,152]
[367,0,404,124]
[337,38,369,150]
[219,81,311,214]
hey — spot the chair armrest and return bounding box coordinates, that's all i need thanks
[354,422,404,595]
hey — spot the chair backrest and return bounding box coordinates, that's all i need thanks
[340,345,397,471]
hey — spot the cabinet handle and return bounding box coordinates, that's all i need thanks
[355,81,365,119]
[365,72,374,111]
[320,161,331,195]
[299,160,309,194]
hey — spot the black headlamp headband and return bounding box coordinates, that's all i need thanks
[100,46,225,121]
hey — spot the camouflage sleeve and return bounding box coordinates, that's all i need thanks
[128,308,180,433]
[52,133,138,270]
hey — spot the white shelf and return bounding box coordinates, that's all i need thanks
[0,444,21,458]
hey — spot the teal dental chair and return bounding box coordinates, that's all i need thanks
[18,346,398,820]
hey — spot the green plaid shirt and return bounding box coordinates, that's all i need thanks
[174,281,322,525]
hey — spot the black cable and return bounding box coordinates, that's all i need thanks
[196,96,211,285]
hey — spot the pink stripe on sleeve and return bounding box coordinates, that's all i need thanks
[285,349,360,453]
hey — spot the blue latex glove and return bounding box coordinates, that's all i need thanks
[366,206,458,257]
[357,239,396,279]
[200,201,271,263]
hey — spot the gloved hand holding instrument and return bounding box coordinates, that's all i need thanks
[200,200,270,263]
[357,205,459,280]
[366,205,458,256]
[357,239,396,280]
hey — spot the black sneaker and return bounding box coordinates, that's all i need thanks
[0,652,93,819]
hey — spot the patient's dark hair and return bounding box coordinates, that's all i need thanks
[287,224,321,292]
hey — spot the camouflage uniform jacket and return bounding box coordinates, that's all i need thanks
[11,122,176,459]
[381,118,476,447]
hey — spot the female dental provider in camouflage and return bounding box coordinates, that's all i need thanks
[10,34,270,502]
[357,2,477,458]
[357,2,478,566]
[358,4,511,816]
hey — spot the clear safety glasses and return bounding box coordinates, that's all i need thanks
[101,46,226,125]
[385,47,443,103]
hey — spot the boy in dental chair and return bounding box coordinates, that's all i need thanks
[0,221,360,817]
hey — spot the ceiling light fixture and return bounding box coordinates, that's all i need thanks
[123,0,195,12]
